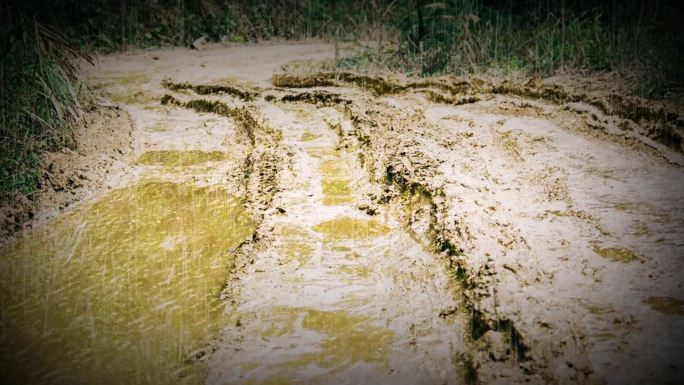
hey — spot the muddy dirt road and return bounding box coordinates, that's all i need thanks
[1,42,683,385]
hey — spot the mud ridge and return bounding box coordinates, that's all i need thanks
[272,71,474,96]
[274,90,352,106]
[274,71,683,152]
[160,93,283,217]
[273,95,538,382]
[340,102,563,383]
[157,90,290,368]
[161,78,260,101]
[494,79,683,151]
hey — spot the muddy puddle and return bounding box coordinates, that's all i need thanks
[237,306,395,379]
[0,181,254,383]
[591,243,639,263]
[312,217,390,240]
[136,150,232,167]
[643,297,684,315]
[318,153,355,206]
[275,225,315,267]
[300,132,321,142]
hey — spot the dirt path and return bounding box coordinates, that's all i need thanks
[204,101,468,384]
[1,42,682,385]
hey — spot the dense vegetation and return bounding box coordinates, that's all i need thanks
[1,0,682,196]
[1,10,93,196]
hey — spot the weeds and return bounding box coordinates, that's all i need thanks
[1,14,93,197]
[334,1,683,97]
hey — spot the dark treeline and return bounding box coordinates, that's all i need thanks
[3,1,682,84]
[4,1,683,66]
[1,0,682,196]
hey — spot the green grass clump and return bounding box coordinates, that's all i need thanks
[1,16,92,197]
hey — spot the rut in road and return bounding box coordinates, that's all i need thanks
[193,99,472,384]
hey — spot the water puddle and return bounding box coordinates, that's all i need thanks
[339,265,372,279]
[319,159,353,206]
[302,148,356,206]
[145,123,170,131]
[238,307,394,382]
[136,150,231,167]
[320,179,353,206]
[591,243,638,262]
[304,147,328,159]
[0,182,254,385]
[343,251,361,260]
[300,131,321,142]
[312,217,390,241]
[287,308,394,368]
[274,225,314,266]
[643,297,684,315]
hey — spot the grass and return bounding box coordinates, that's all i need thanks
[1,17,93,197]
[330,1,683,98]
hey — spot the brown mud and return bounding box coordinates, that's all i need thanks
[273,71,684,152]
[161,78,260,101]
[1,42,682,385]
[0,107,134,247]
[268,68,683,384]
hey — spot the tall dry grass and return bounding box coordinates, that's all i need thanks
[338,0,683,97]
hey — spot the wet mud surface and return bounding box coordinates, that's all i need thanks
[202,102,469,385]
[0,108,135,247]
[1,42,683,385]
